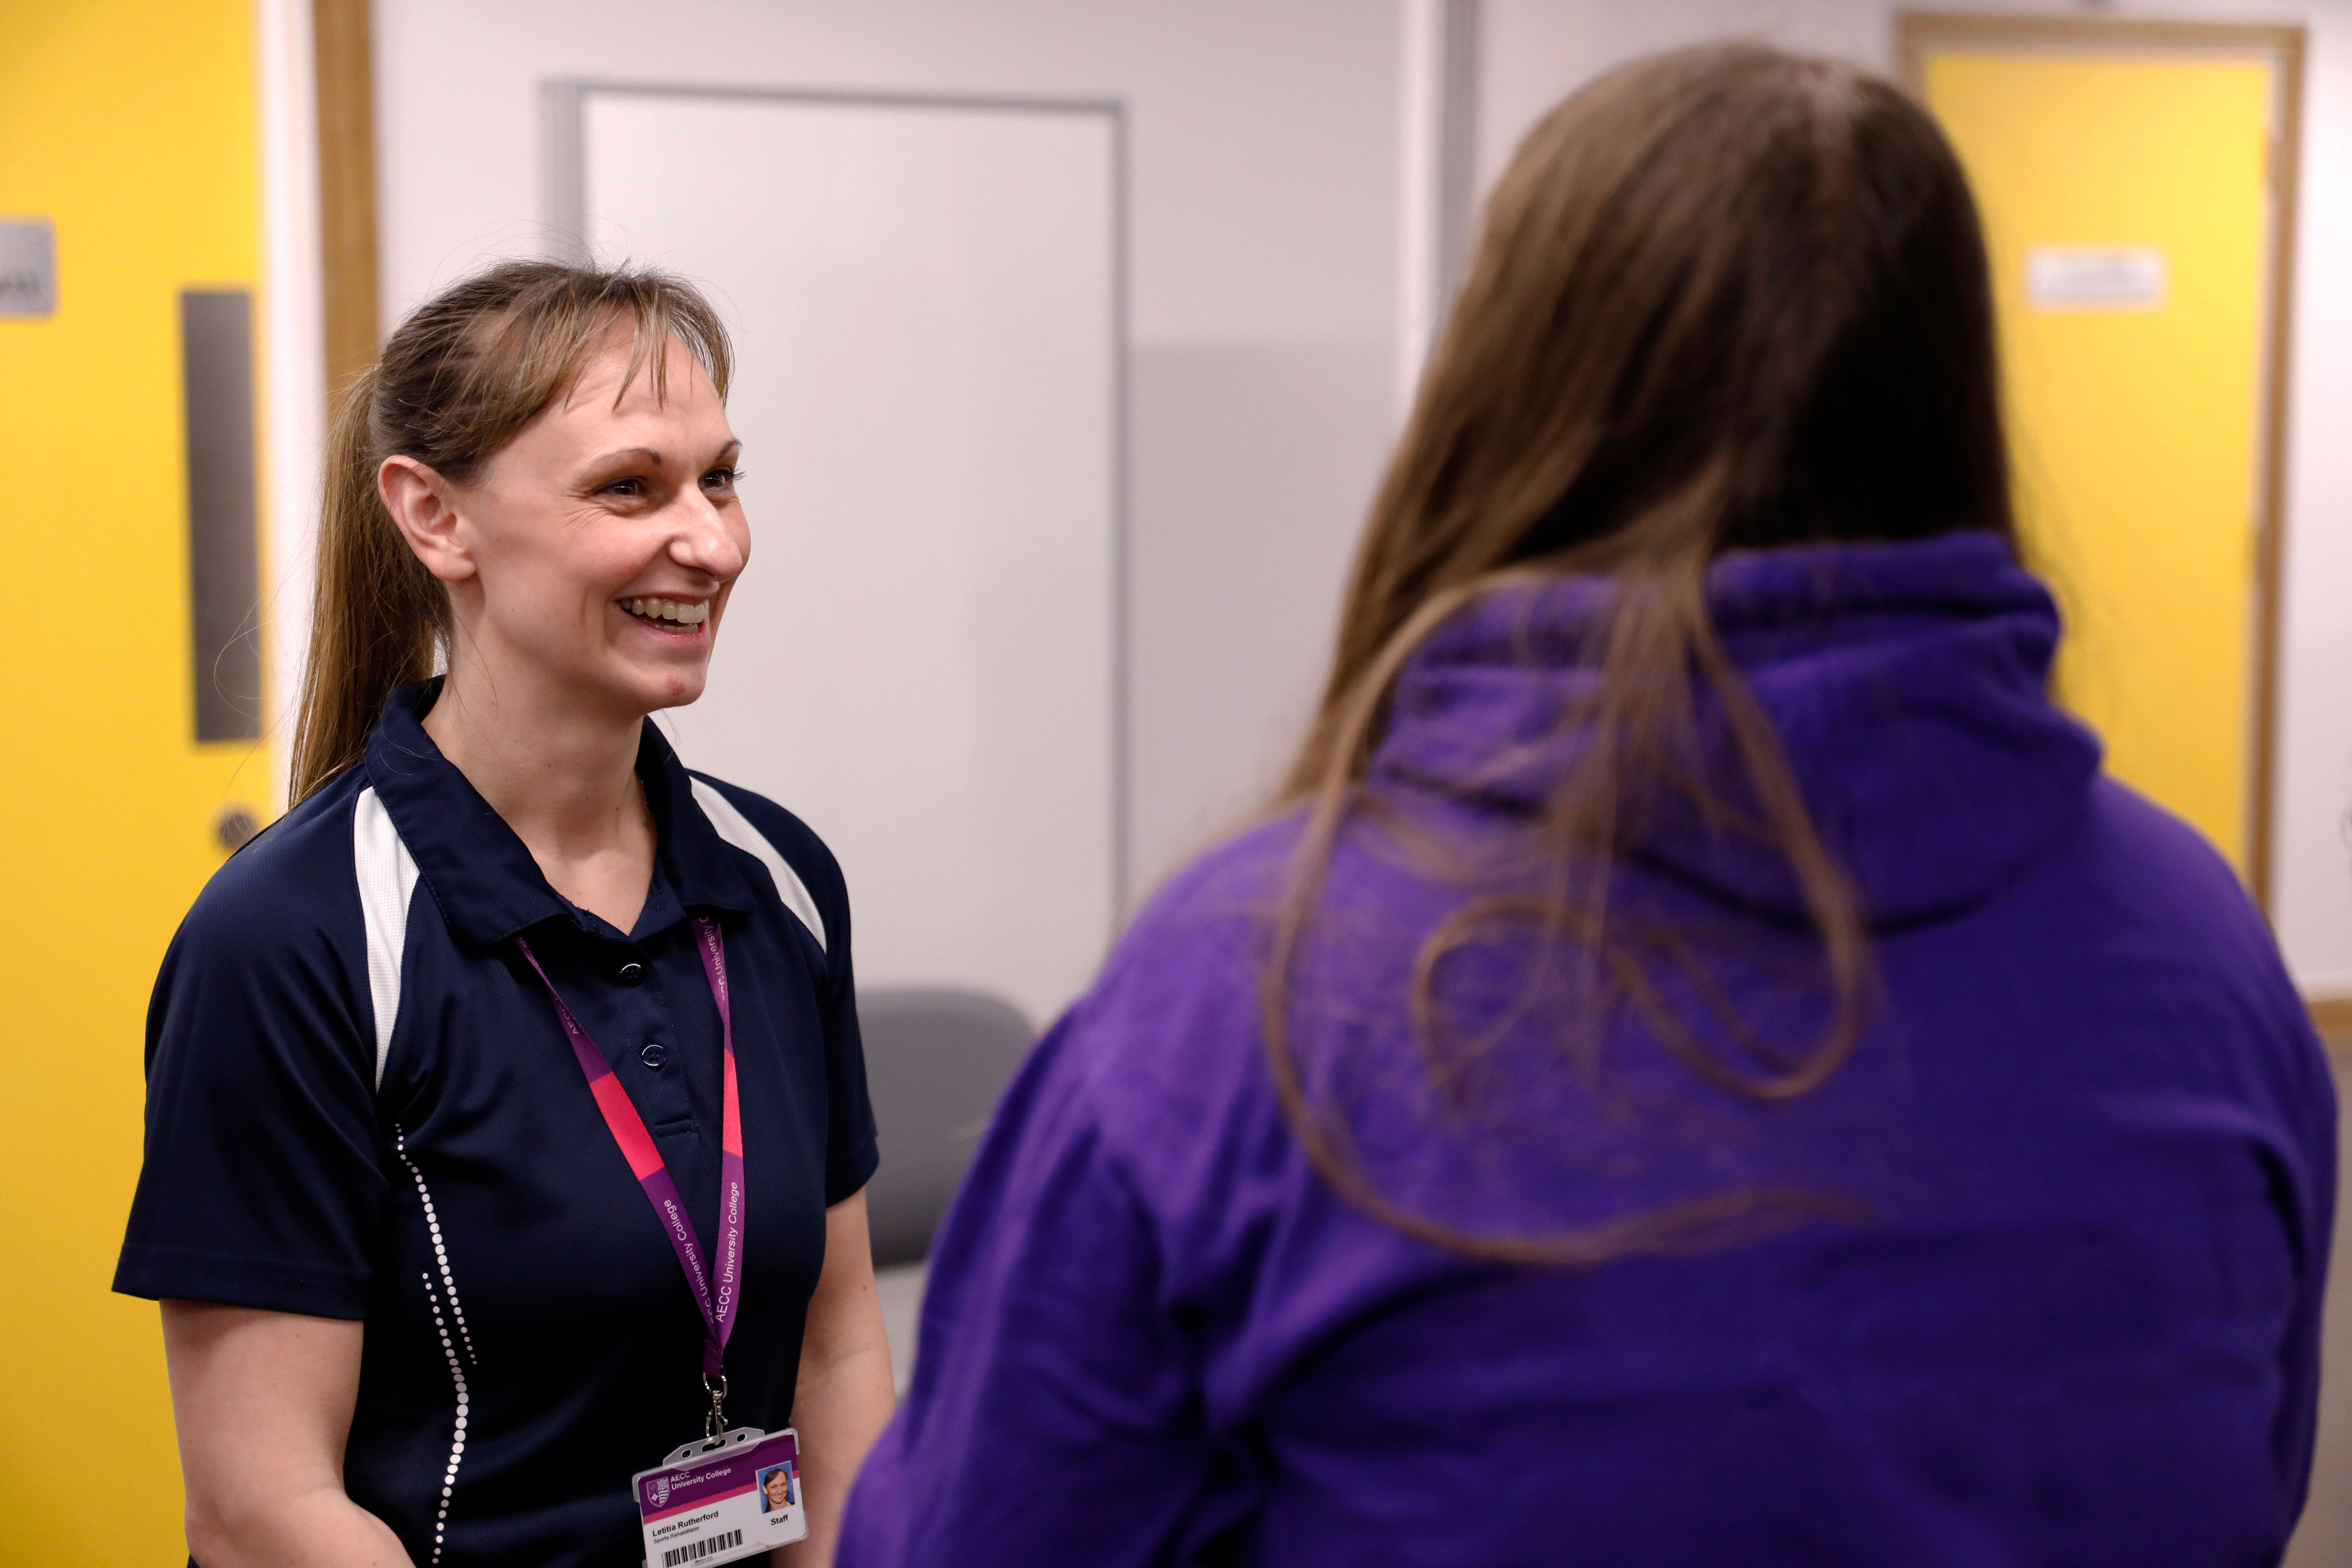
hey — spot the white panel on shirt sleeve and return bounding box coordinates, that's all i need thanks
[353,787,423,1090]
[690,778,828,954]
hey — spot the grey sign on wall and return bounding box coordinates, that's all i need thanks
[0,221,55,319]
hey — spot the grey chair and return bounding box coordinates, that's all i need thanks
[857,987,1036,1268]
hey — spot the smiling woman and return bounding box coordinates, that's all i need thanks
[373,297,751,931]
[114,261,896,1568]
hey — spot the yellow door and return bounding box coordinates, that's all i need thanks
[1912,24,2294,889]
[0,2,269,1560]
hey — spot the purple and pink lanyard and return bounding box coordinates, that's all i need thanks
[516,917,743,1417]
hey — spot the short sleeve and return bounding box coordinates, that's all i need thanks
[837,1016,1218,1568]
[113,860,391,1319]
[695,774,879,1208]
[820,902,878,1207]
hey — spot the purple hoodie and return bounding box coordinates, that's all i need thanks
[839,533,2334,1567]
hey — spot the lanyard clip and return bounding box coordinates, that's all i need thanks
[702,1372,729,1446]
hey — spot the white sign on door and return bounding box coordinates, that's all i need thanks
[2027,246,2167,312]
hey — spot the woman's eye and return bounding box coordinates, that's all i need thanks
[703,467,742,490]
[601,477,646,498]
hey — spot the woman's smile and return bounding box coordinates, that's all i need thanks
[617,594,713,637]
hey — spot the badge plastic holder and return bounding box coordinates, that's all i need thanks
[635,1425,807,1567]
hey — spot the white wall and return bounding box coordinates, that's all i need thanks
[371,0,2352,991]
[584,90,1121,1027]
[372,0,1407,917]
[253,0,324,811]
[1478,0,2352,997]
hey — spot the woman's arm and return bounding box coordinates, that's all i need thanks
[781,1191,896,1566]
[161,1301,414,1568]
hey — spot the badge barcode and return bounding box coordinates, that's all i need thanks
[663,1527,743,1566]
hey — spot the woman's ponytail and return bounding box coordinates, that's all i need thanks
[287,366,449,802]
[282,258,734,804]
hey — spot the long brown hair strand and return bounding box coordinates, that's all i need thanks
[1265,46,2012,1265]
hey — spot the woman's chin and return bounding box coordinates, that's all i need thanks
[649,672,712,711]
[599,659,712,716]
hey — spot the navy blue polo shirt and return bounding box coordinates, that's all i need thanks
[116,680,878,1567]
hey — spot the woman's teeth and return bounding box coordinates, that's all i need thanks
[621,597,710,627]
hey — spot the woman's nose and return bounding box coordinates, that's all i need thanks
[670,489,748,580]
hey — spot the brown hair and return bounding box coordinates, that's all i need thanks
[288,259,733,801]
[1266,46,2013,1262]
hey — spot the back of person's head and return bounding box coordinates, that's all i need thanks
[290,259,731,802]
[1272,45,2011,1261]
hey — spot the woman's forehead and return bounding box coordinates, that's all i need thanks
[529,338,729,458]
[566,330,714,414]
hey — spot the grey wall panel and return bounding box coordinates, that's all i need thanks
[1127,338,1395,891]
[181,288,261,743]
[1437,0,1483,310]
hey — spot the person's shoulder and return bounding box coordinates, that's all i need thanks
[1097,811,1304,1004]
[2059,775,2321,1059]
[174,768,371,962]
[1043,806,1467,1262]
[1094,803,1445,1013]
[2070,775,2279,961]
[2071,775,2335,1162]
[2080,775,2246,894]
[147,771,376,1064]
[1055,812,1308,1131]
[684,770,849,918]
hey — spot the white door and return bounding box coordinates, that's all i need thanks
[574,87,1122,1028]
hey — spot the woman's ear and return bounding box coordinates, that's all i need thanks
[379,455,477,584]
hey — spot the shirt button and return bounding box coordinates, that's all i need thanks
[617,961,646,986]
[640,1042,670,1070]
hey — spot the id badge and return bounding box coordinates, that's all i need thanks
[634,1426,808,1567]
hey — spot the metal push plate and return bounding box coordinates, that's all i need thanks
[0,221,56,318]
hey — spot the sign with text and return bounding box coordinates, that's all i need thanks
[2028,245,2167,312]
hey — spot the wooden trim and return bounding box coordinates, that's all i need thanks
[1896,13,2307,913]
[2250,32,2306,914]
[313,0,378,398]
[1899,12,2308,80]
[2307,992,2352,1038]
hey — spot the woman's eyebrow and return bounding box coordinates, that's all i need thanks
[579,438,739,472]
[583,445,664,469]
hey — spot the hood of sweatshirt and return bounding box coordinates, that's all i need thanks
[1370,530,2105,925]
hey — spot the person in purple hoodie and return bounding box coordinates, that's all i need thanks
[839,44,2335,1567]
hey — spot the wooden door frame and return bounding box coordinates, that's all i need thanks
[313,0,379,398]
[1898,12,2306,913]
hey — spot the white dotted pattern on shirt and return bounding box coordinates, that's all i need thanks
[396,1128,476,1364]
[420,1271,470,1565]
[397,1126,475,1564]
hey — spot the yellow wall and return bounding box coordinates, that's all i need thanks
[0,2,268,1560]
[1925,50,2275,876]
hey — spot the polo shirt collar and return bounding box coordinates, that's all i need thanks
[364,679,768,951]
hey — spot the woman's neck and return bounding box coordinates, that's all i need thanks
[422,659,657,930]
